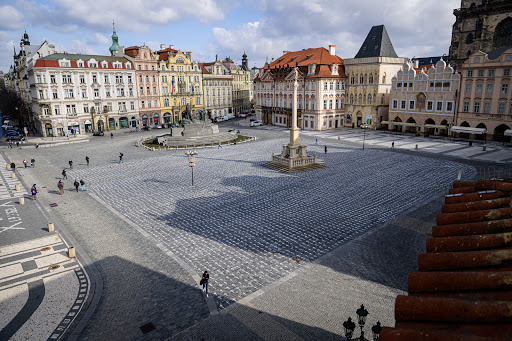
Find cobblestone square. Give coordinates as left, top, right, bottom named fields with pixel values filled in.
left=68, top=136, right=475, bottom=309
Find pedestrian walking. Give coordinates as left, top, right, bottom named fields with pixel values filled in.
left=324, top=145, right=327, bottom=154
left=16, top=141, right=19, bottom=147
left=315, top=138, right=318, bottom=144
left=74, top=179, right=79, bottom=192
left=23, top=159, right=28, bottom=168
left=69, top=160, right=73, bottom=169
left=80, top=179, right=85, bottom=191
left=9, top=142, right=12, bottom=148
left=62, top=169, right=67, bottom=179
left=110, top=132, right=113, bottom=138
left=85, top=156, right=89, bottom=166
left=30, top=158, right=35, bottom=167
left=119, top=152, right=123, bottom=164
left=58, top=180, right=64, bottom=195
left=218, top=141, right=222, bottom=149
left=200, top=270, right=210, bottom=296
left=391, top=141, right=395, bottom=149
left=31, top=184, right=37, bottom=200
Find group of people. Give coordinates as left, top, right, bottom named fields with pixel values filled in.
left=22, top=158, right=35, bottom=168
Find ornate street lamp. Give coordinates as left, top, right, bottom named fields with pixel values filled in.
left=185, top=150, right=198, bottom=186
left=343, top=305, right=381, bottom=341
left=361, top=124, right=370, bottom=150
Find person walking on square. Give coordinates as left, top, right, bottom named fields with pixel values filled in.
left=119, top=152, right=123, bottom=164
left=9, top=141, right=12, bottom=148
left=23, top=159, right=28, bottom=168
left=69, top=160, right=73, bottom=169
left=62, top=169, right=67, bottom=180
left=85, top=156, right=89, bottom=166
left=16, top=141, right=19, bottom=147
left=30, top=158, right=35, bottom=167
left=315, top=138, right=318, bottom=144
left=324, top=145, right=327, bottom=154
left=58, top=180, right=64, bottom=195
left=31, top=184, right=37, bottom=200
left=74, top=179, right=79, bottom=192
left=392, top=141, right=395, bottom=149
left=218, top=141, right=222, bottom=149
left=110, top=132, right=113, bottom=139
left=80, top=179, right=85, bottom=191
left=201, top=271, right=209, bottom=296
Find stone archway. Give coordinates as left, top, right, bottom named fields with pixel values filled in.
left=476, top=123, right=487, bottom=141
left=494, top=124, right=510, bottom=142
left=425, top=118, right=436, bottom=136
left=406, top=117, right=416, bottom=134
left=97, top=120, right=105, bottom=132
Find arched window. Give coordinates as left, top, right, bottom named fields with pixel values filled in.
left=382, top=73, right=386, bottom=83
left=350, top=74, right=355, bottom=84
left=368, top=74, right=373, bottom=84
left=493, top=17, right=512, bottom=49
left=358, top=94, right=362, bottom=104
left=350, top=94, right=354, bottom=104
left=360, top=74, right=364, bottom=84
left=367, top=94, right=372, bottom=105
left=466, top=33, right=473, bottom=44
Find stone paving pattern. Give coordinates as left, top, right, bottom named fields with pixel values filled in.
left=67, top=135, right=475, bottom=310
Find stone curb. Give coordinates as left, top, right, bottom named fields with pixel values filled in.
left=1, top=151, right=103, bottom=341
left=138, top=136, right=257, bottom=151
left=0, top=139, right=89, bottom=150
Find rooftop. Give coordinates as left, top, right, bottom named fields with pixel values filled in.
left=354, top=25, right=398, bottom=59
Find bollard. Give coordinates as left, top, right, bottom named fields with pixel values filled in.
left=415, top=144, right=418, bottom=149
left=68, top=247, right=76, bottom=258
left=338, top=136, right=341, bottom=140
left=19, top=197, right=24, bottom=205
left=15, top=184, right=20, bottom=191
left=483, top=146, right=486, bottom=151
left=11, top=172, right=15, bottom=179
left=6, top=164, right=10, bottom=170
left=48, top=223, right=54, bottom=232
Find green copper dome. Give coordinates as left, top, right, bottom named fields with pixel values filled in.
left=109, top=21, right=120, bottom=56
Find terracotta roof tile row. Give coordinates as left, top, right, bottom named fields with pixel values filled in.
left=380, top=178, right=512, bottom=341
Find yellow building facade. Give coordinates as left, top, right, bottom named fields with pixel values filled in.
left=156, top=47, right=203, bottom=124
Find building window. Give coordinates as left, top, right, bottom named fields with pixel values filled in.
left=446, top=102, right=453, bottom=112
left=409, top=100, right=415, bottom=110
left=358, top=95, right=363, bottom=105
left=401, top=100, right=406, bottom=109
left=50, top=75, right=56, bottom=83
left=341, top=98, right=345, bottom=109
left=505, top=69, right=511, bottom=76
left=52, top=89, right=58, bottom=99
left=54, top=105, right=60, bottom=115
left=486, top=83, right=493, bottom=94
left=94, top=89, right=99, bottom=98
left=81, top=89, right=87, bottom=98
left=427, top=100, right=433, bottom=111
left=436, top=101, right=442, bottom=111
left=329, top=99, right=333, bottom=109
left=128, top=75, right=132, bottom=84
left=467, top=70, right=473, bottom=77
left=510, top=103, right=512, bottom=115
left=92, top=75, right=97, bottom=83
left=488, top=69, right=495, bottom=77
left=349, top=94, right=354, bottom=104
left=463, top=101, right=469, bottom=112
left=501, top=83, right=509, bottom=94
left=483, top=102, right=491, bottom=113
left=83, top=105, right=89, bottom=113
left=465, top=83, right=472, bottom=94
left=498, top=102, right=506, bottom=115
left=477, top=69, right=484, bottom=77
left=392, top=99, right=398, bottom=109
left=80, top=75, right=85, bottom=84
left=106, top=88, right=111, bottom=97
left=476, top=83, right=483, bottom=94
left=336, top=99, right=339, bottom=109
left=360, top=75, right=364, bottom=84
left=323, top=100, right=327, bottom=109
left=324, top=82, right=328, bottom=90
left=104, top=75, right=109, bottom=84
left=368, top=94, right=372, bottom=105
left=305, top=120, right=308, bottom=128
left=473, top=101, right=480, bottom=113
left=330, top=82, right=333, bottom=90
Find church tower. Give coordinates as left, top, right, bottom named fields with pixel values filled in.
left=241, top=52, right=248, bottom=71
left=109, top=21, right=120, bottom=56
left=449, top=0, right=512, bottom=70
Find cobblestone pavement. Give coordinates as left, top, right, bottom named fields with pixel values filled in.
left=66, top=133, right=476, bottom=310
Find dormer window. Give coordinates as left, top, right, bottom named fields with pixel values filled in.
left=331, top=64, right=338, bottom=75
left=308, top=64, right=316, bottom=75
left=60, top=60, right=70, bottom=67
left=77, top=61, right=84, bottom=67
left=88, top=62, right=97, bottom=68
left=102, top=62, right=108, bottom=68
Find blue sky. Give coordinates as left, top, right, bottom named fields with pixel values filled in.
left=0, top=0, right=460, bottom=73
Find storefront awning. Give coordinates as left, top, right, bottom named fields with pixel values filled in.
left=85, top=120, right=92, bottom=124
left=389, top=122, right=417, bottom=127
left=381, top=121, right=390, bottom=124
left=504, top=129, right=512, bottom=137
left=450, top=126, right=487, bottom=135
left=425, top=124, right=449, bottom=129
left=67, top=122, right=79, bottom=126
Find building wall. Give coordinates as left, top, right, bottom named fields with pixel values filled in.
left=344, top=56, right=407, bottom=128
left=133, top=46, right=161, bottom=127
left=30, top=57, right=138, bottom=137
left=388, top=60, right=460, bottom=135
left=449, top=0, right=512, bottom=70
left=456, top=48, right=512, bottom=140
left=202, top=60, right=232, bottom=119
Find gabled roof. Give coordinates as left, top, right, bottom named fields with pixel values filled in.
left=156, top=48, right=179, bottom=61
left=381, top=178, right=512, bottom=341
left=355, top=25, right=398, bottom=58
left=265, top=47, right=343, bottom=69
left=35, top=53, right=132, bottom=69
left=486, top=45, right=512, bottom=60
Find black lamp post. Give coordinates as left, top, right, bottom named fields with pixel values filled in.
left=185, top=150, right=198, bottom=186
left=343, top=305, right=381, bottom=341
left=361, top=124, right=370, bottom=150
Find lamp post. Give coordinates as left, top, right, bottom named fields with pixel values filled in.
left=185, top=150, right=198, bottom=186
left=361, top=124, right=370, bottom=150
left=343, top=305, right=381, bottom=341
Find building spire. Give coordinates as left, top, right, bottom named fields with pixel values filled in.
left=109, top=20, right=120, bottom=56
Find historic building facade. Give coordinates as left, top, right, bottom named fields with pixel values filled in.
left=456, top=47, right=512, bottom=141
left=254, top=45, right=347, bottom=130
left=124, top=45, right=161, bottom=128
left=449, top=0, right=512, bottom=70
left=344, top=25, right=408, bottom=129
left=388, top=60, right=461, bottom=135
left=155, top=46, right=203, bottom=124
left=200, top=59, right=233, bottom=120
left=30, top=54, right=138, bottom=136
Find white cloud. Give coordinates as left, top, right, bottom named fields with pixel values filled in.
left=0, top=5, right=24, bottom=30
left=94, top=33, right=110, bottom=45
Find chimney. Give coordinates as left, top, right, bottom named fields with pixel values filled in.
left=160, top=44, right=166, bottom=50
left=283, top=51, right=291, bottom=55
left=329, top=45, right=336, bottom=56
left=170, top=45, right=175, bottom=50
left=414, top=59, right=419, bottom=68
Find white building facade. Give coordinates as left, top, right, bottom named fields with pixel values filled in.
left=200, top=60, right=233, bottom=120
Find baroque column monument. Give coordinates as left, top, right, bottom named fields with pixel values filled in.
left=265, top=68, right=323, bottom=172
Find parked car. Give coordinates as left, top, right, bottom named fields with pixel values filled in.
left=250, top=121, right=263, bottom=127
left=239, top=113, right=248, bottom=118
left=5, top=135, right=25, bottom=141
left=92, top=131, right=105, bottom=136
left=4, top=131, right=20, bottom=137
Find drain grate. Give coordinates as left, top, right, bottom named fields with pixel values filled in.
left=40, top=247, right=51, bottom=251
left=49, top=203, right=58, bottom=207
left=48, top=264, right=60, bottom=270
left=139, top=322, right=156, bottom=335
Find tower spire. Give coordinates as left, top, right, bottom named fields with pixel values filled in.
left=109, top=20, right=120, bottom=56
